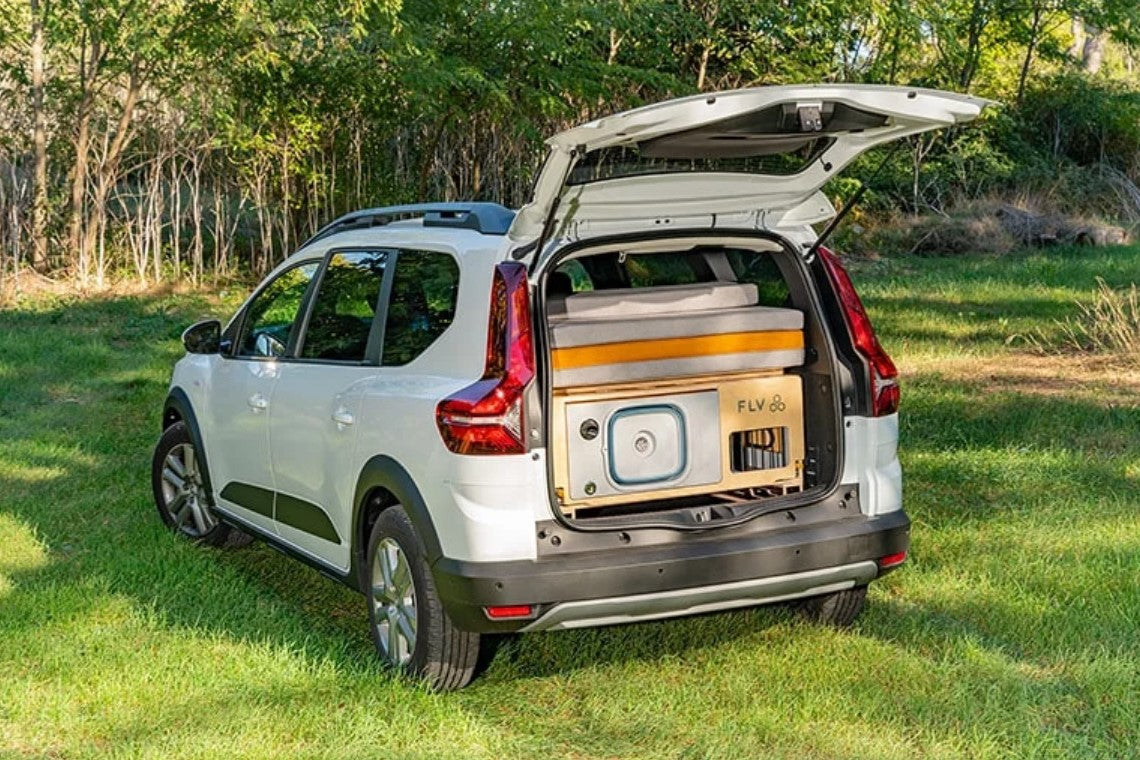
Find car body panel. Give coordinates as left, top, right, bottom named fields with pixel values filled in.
left=269, top=363, right=375, bottom=571
left=206, top=356, right=281, bottom=535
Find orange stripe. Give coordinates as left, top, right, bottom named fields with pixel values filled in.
left=551, top=330, right=804, bottom=370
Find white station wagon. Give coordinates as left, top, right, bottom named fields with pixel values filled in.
left=153, top=84, right=988, bottom=689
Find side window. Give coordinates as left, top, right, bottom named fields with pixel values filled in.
left=622, top=251, right=712, bottom=287
left=300, top=250, right=388, bottom=362
left=237, top=262, right=319, bottom=358
left=726, top=248, right=791, bottom=307
left=382, top=250, right=460, bottom=366
left=555, top=260, right=594, bottom=293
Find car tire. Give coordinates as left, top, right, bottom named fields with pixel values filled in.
left=365, top=505, right=485, bottom=690
left=152, top=422, right=249, bottom=548
left=795, top=585, right=867, bottom=627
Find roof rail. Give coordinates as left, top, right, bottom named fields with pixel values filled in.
left=300, top=202, right=516, bottom=249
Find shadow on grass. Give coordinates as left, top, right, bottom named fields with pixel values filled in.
left=0, top=289, right=1137, bottom=710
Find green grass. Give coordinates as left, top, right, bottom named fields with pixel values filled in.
left=1, top=247, right=1138, bottom=759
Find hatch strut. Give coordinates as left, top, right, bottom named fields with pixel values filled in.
left=804, top=141, right=904, bottom=261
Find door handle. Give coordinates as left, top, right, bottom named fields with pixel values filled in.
left=247, top=393, right=269, bottom=412
left=331, top=408, right=355, bottom=427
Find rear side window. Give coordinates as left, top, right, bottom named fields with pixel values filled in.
left=382, top=251, right=460, bottom=366
left=554, top=250, right=715, bottom=291
left=237, top=262, right=319, bottom=358
left=301, top=250, right=389, bottom=362
left=726, top=248, right=791, bottom=307
left=623, top=251, right=713, bottom=287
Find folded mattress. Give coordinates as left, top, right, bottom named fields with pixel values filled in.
left=550, top=283, right=804, bottom=387
left=562, top=282, right=761, bottom=318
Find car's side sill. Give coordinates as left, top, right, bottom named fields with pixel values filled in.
left=213, top=506, right=358, bottom=592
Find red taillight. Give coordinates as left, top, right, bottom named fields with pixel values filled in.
left=484, top=604, right=534, bottom=620
left=435, top=262, right=535, bottom=455
left=818, top=246, right=899, bottom=416
left=878, top=551, right=907, bottom=569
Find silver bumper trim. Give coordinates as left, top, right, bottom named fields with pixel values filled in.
left=520, top=560, right=879, bottom=632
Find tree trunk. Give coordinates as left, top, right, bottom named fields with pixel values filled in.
left=696, top=46, right=710, bottom=91
left=1082, top=24, right=1105, bottom=74
left=190, top=150, right=203, bottom=286
left=29, top=0, right=49, bottom=274
left=958, top=0, right=988, bottom=90
left=1068, top=16, right=1084, bottom=59
left=1016, top=3, right=1044, bottom=104
left=607, top=27, right=623, bottom=66
left=68, top=32, right=98, bottom=271
left=83, top=62, right=141, bottom=265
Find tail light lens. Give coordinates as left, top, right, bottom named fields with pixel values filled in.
left=818, top=247, right=899, bottom=417
left=878, top=551, right=907, bottom=569
left=435, top=262, right=535, bottom=454
left=484, top=604, right=534, bottom=620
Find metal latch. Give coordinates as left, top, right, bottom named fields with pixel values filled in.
left=797, top=103, right=823, bottom=132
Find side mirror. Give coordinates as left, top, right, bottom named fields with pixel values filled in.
left=182, top=319, right=222, bottom=354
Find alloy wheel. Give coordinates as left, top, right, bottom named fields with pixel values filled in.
left=371, top=537, right=418, bottom=666
left=159, top=442, right=217, bottom=538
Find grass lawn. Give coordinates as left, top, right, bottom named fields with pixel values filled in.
left=1, top=246, right=1138, bottom=759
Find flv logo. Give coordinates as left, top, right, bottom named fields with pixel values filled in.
left=737, top=394, right=786, bottom=414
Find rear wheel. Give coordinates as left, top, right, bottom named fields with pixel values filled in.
left=365, top=505, right=488, bottom=690
left=152, top=422, right=249, bottom=548
left=795, top=585, right=867, bottom=627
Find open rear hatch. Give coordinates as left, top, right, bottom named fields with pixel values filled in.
left=509, top=84, right=991, bottom=251
left=521, top=85, right=989, bottom=527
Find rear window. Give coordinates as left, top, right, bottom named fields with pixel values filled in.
left=567, top=139, right=832, bottom=185
left=566, top=101, right=889, bottom=185
left=382, top=250, right=460, bottom=366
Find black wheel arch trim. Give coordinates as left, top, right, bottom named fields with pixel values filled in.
left=351, top=455, right=444, bottom=592
left=162, top=388, right=216, bottom=505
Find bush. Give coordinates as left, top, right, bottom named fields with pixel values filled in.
left=1023, top=278, right=1140, bottom=364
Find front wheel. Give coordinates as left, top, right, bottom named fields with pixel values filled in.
left=365, top=505, right=490, bottom=690
left=152, top=422, right=247, bottom=548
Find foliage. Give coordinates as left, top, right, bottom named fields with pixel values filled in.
left=0, top=0, right=1138, bottom=284
left=1024, top=276, right=1140, bottom=361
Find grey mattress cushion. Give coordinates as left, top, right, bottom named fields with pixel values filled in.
left=562, top=282, right=759, bottom=319
left=552, top=349, right=806, bottom=387
left=550, top=305, right=803, bottom=348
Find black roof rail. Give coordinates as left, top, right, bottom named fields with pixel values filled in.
left=300, top=202, right=516, bottom=249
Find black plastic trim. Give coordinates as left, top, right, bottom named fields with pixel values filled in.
left=213, top=507, right=354, bottom=589
left=162, top=389, right=216, bottom=505
left=351, top=455, right=444, bottom=591
left=218, top=481, right=341, bottom=545
left=218, top=481, right=274, bottom=517
left=276, top=492, right=342, bottom=544
left=301, top=202, right=516, bottom=249
left=434, top=509, right=909, bottom=632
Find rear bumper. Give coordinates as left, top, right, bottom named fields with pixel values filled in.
left=432, top=508, right=910, bottom=632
